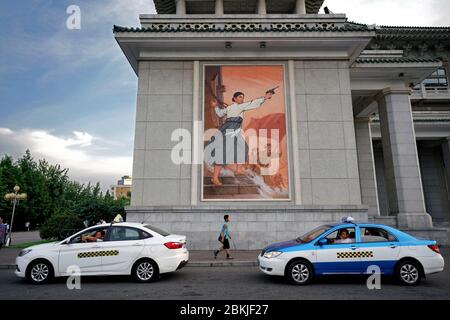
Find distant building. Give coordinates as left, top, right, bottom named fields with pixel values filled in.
left=110, top=176, right=132, bottom=200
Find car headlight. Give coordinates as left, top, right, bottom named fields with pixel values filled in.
left=18, top=249, right=32, bottom=257
left=263, top=251, right=282, bottom=259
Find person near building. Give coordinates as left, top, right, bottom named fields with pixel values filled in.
left=0, top=217, right=6, bottom=250
left=214, top=214, right=234, bottom=259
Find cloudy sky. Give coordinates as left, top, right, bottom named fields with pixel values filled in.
left=0, top=0, right=449, bottom=190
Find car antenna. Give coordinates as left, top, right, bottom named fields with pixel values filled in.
left=141, top=214, right=155, bottom=225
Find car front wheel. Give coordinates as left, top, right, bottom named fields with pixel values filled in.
left=26, top=260, right=53, bottom=285
left=132, top=259, right=159, bottom=283
left=396, top=260, right=422, bottom=286
left=286, top=260, right=313, bottom=285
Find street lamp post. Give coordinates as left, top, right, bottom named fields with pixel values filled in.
left=4, top=185, right=27, bottom=246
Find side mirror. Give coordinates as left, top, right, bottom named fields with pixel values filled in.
left=318, top=238, right=328, bottom=246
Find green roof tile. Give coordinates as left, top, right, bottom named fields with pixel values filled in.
left=355, top=57, right=442, bottom=64
left=113, top=22, right=371, bottom=33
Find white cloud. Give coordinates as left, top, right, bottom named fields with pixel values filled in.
left=0, top=128, right=14, bottom=135
left=322, top=0, right=450, bottom=26
left=0, top=127, right=132, bottom=190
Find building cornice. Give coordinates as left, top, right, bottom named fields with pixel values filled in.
left=113, top=21, right=371, bottom=34
left=355, top=57, right=442, bottom=64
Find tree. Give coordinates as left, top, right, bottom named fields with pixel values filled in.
left=0, top=151, right=128, bottom=237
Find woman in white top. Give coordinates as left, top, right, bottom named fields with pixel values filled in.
left=204, top=91, right=273, bottom=186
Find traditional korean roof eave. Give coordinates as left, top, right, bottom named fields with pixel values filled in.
left=113, top=22, right=372, bottom=33
left=345, top=22, right=450, bottom=60
left=114, top=21, right=375, bottom=75
left=346, top=22, right=450, bottom=40
left=354, top=57, right=442, bottom=64
left=376, top=25, right=450, bottom=38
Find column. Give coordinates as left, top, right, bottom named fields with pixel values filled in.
left=215, top=0, right=224, bottom=15
left=295, top=0, right=306, bottom=14
left=376, top=87, right=433, bottom=228
left=441, top=137, right=450, bottom=202
left=443, top=60, right=450, bottom=87
left=355, top=118, right=380, bottom=217
left=176, top=0, right=186, bottom=14
left=257, top=0, right=266, bottom=14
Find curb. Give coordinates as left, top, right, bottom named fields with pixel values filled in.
left=186, top=261, right=258, bottom=267
left=0, top=261, right=258, bottom=270
left=0, top=265, right=16, bottom=270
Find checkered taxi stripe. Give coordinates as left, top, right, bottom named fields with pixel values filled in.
left=77, top=250, right=119, bottom=259
left=337, top=251, right=373, bottom=259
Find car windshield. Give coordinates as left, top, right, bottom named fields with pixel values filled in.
left=296, top=225, right=332, bottom=243
left=144, top=224, right=171, bottom=237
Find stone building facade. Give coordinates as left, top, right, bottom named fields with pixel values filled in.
left=114, top=0, right=450, bottom=248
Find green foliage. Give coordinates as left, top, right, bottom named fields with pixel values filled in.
left=39, top=210, right=85, bottom=240
left=0, top=150, right=128, bottom=238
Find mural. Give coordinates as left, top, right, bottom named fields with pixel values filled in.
left=202, top=65, right=290, bottom=201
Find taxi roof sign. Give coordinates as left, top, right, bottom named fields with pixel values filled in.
left=341, top=216, right=355, bottom=223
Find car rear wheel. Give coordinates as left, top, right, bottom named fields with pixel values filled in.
left=132, top=259, right=159, bottom=283
left=286, top=260, right=313, bottom=285
left=26, top=260, right=53, bottom=285
left=396, top=260, right=421, bottom=286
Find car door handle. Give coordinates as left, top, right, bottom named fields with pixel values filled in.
left=351, top=246, right=357, bottom=251
left=91, top=245, right=101, bottom=249
left=390, top=244, right=398, bottom=249
left=132, top=243, right=143, bottom=246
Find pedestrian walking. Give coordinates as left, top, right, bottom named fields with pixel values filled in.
left=0, top=217, right=6, bottom=250
left=214, top=214, right=234, bottom=259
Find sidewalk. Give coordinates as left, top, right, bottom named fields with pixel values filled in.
left=6, top=231, right=41, bottom=244
left=0, top=248, right=261, bottom=269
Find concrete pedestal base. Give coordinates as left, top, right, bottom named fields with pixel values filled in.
left=402, top=228, right=450, bottom=246
left=397, top=212, right=433, bottom=229
left=370, top=215, right=449, bottom=245
left=126, top=206, right=368, bottom=250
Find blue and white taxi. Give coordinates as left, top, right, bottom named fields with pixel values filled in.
left=15, top=222, right=189, bottom=284
left=258, top=218, right=444, bottom=286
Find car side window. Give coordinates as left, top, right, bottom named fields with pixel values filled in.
left=139, top=230, right=152, bottom=239
left=70, top=227, right=108, bottom=243
left=109, top=227, right=147, bottom=241
left=360, top=227, right=397, bottom=243
left=324, top=227, right=355, bottom=245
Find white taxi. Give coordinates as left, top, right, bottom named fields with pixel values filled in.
left=15, top=222, right=189, bottom=284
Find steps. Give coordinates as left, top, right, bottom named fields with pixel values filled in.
left=203, top=176, right=260, bottom=198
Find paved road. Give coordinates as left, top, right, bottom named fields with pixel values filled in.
left=0, top=263, right=449, bottom=300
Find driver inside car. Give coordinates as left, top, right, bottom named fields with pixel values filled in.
left=82, top=230, right=105, bottom=242
left=333, top=229, right=353, bottom=244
